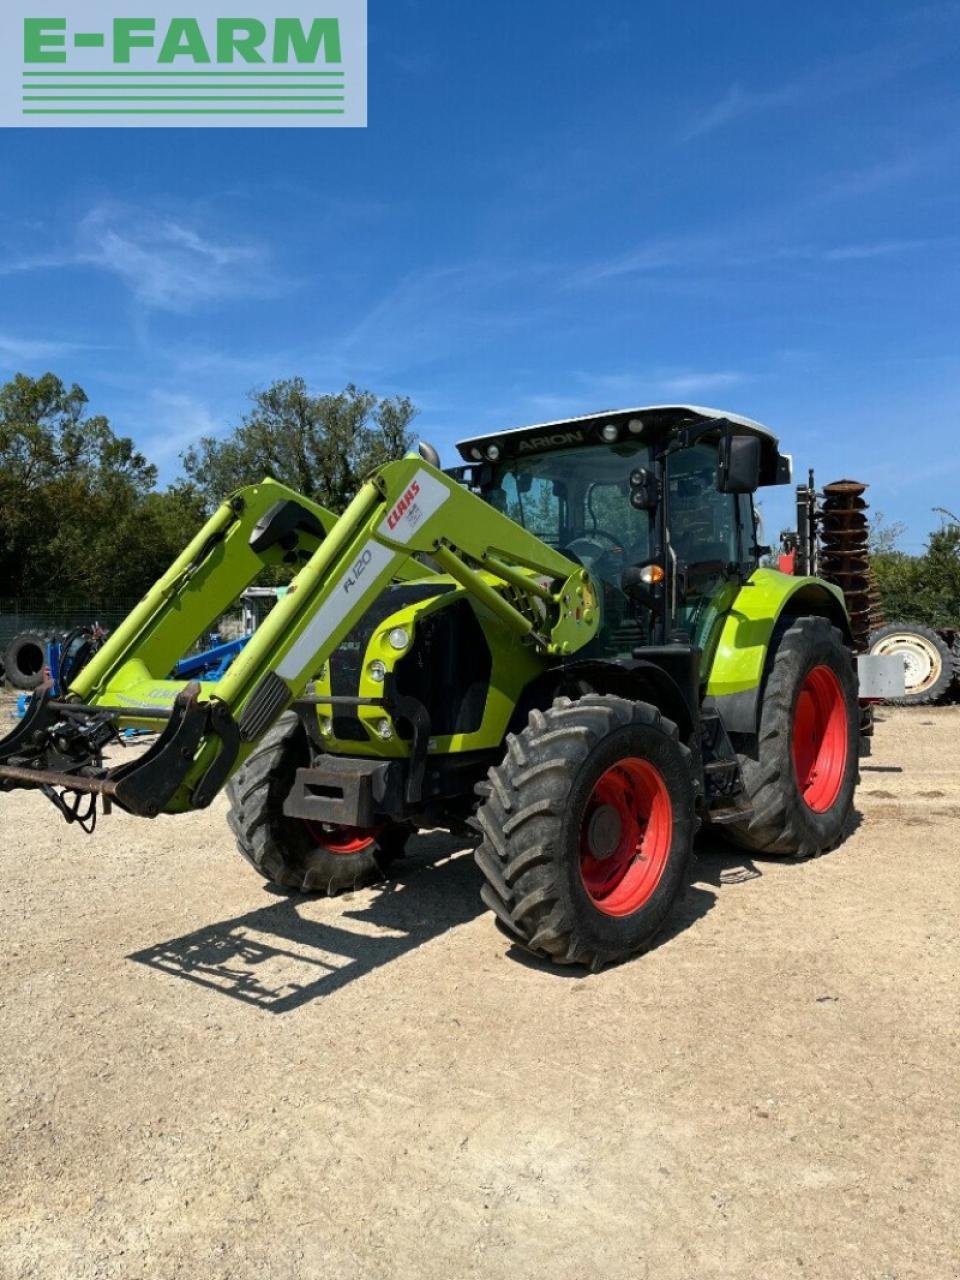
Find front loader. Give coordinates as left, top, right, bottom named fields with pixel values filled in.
left=0, top=405, right=896, bottom=967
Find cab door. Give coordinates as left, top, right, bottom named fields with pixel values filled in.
left=666, top=443, right=756, bottom=679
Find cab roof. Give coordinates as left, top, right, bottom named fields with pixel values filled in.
left=456, top=404, right=777, bottom=462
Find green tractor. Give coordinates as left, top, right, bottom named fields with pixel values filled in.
left=0, top=406, right=891, bottom=968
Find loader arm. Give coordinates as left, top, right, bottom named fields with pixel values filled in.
left=0, top=453, right=598, bottom=822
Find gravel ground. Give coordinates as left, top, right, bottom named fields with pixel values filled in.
left=0, top=701, right=958, bottom=1280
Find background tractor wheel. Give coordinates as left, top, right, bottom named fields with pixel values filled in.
left=58, top=627, right=100, bottom=692
left=3, top=631, right=47, bottom=691
left=226, top=711, right=409, bottom=894
left=725, top=617, right=859, bottom=858
left=473, top=694, right=696, bottom=969
left=868, top=623, right=955, bottom=706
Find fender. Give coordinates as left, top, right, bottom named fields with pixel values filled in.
left=705, top=568, right=851, bottom=736
left=514, top=656, right=699, bottom=747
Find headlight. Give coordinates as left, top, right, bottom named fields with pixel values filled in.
left=387, top=627, right=410, bottom=651
left=376, top=718, right=393, bottom=740
left=368, top=660, right=387, bottom=683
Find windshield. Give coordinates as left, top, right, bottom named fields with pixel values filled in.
left=482, top=444, right=654, bottom=583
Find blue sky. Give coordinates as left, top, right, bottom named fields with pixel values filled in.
left=1, top=0, right=959, bottom=547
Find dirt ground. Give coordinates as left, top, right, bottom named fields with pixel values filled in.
left=0, top=701, right=958, bottom=1280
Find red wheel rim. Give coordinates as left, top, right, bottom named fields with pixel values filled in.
left=791, top=666, right=848, bottom=813
left=302, top=822, right=381, bottom=855
left=579, top=758, right=673, bottom=917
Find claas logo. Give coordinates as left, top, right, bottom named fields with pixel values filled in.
left=387, top=481, right=421, bottom=531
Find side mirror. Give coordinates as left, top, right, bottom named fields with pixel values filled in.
left=718, top=434, right=761, bottom=494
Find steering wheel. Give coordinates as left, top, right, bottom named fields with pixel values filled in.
left=565, top=530, right=622, bottom=560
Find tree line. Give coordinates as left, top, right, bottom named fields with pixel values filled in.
left=870, top=515, right=960, bottom=631
left=0, top=372, right=416, bottom=603
left=1, top=369, right=957, bottom=627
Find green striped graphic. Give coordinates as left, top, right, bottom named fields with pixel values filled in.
left=24, top=95, right=345, bottom=101
left=22, top=108, right=347, bottom=114
left=19, top=54, right=353, bottom=120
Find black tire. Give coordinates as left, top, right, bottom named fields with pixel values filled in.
left=868, top=623, right=955, bottom=706
left=725, top=617, right=859, bottom=858
left=3, top=631, right=47, bottom=691
left=473, top=694, right=697, bottom=969
left=226, top=712, right=409, bottom=894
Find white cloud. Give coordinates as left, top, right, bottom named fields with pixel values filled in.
left=1, top=203, right=279, bottom=313
left=519, top=369, right=750, bottom=422
left=572, top=231, right=950, bottom=289
left=74, top=204, right=272, bottom=312
left=138, top=390, right=224, bottom=463
left=0, top=333, right=101, bottom=364
left=654, top=370, right=747, bottom=396
left=681, top=38, right=944, bottom=141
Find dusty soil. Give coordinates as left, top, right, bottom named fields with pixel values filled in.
left=0, top=702, right=958, bottom=1280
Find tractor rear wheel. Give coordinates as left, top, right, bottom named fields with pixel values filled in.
left=226, top=712, right=409, bottom=894
left=867, top=623, right=955, bottom=705
left=473, top=694, right=696, bottom=968
left=725, top=617, right=858, bottom=858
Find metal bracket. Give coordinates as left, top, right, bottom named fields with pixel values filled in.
left=293, top=680, right=432, bottom=806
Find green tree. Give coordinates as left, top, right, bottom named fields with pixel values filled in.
left=181, top=379, right=418, bottom=512
left=0, top=372, right=164, bottom=600
left=872, top=521, right=960, bottom=629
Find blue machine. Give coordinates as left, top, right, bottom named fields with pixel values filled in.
left=172, top=634, right=251, bottom=682
left=11, top=634, right=252, bottom=724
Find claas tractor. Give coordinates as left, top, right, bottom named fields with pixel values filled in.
left=0, top=405, right=893, bottom=968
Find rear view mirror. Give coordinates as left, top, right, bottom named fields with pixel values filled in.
left=718, top=434, right=761, bottom=494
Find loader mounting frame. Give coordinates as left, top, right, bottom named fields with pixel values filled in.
left=0, top=681, right=240, bottom=819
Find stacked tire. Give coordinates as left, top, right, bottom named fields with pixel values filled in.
left=2, top=632, right=47, bottom=691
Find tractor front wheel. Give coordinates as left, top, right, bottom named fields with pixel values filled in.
left=725, top=617, right=859, bottom=858
left=226, top=712, right=409, bottom=894
left=474, top=695, right=697, bottom=968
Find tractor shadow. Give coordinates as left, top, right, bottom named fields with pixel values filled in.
left=689, top=806, right=863, bottom=894
left=128, top=832, right=485, bottom=1015
left=130, top=813, right=866, bottom=1007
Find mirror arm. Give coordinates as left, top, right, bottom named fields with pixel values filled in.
left=677, top=416, right=733, bottom=450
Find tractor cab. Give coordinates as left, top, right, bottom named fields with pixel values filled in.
left=456, top=405, right=792, bottom=664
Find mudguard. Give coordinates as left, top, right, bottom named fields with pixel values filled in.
left=704, top=568, right=850, bottom=736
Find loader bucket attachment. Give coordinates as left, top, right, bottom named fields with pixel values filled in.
left=0, top=682, right=238, bottom=819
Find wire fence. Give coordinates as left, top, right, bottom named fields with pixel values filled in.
left=0, top=598, right=141, bottom=650
left=0, top=586, right=284, bottom=663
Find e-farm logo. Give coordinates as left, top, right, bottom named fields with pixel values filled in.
left=0, top=1, right=366, bottom=127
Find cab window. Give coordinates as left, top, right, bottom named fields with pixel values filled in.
left=667, top=443, right=739, bottom=570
